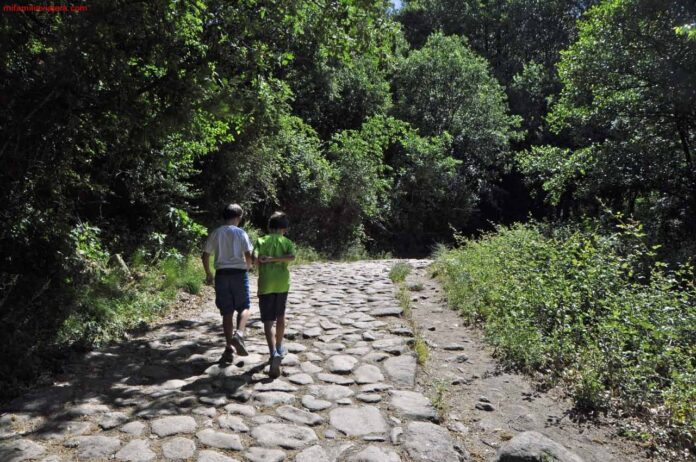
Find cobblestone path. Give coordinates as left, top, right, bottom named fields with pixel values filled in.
left=1, top=261, right=467, bottom=461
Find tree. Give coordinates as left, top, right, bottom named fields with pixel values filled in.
left=392, top=32, right=520, bottom=232
left=519, top=0, right=696, bottom=251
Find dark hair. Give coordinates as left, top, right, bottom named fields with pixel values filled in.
left=268, top=211, right=289, bottom=230
left=222, top=203, right=244, bottom=220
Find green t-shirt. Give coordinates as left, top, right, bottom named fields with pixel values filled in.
left=254, top=233, right=296, bottom=295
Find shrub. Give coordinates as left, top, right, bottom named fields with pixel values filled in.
left=434, top=222, right=696, bottom=449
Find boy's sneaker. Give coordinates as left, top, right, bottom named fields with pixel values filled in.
left=276, top=344, right=288, bottom=358
left=230, top=332, right=248, bottom=356
left=220, top=347, right=234, bottom=364
left=269, top=351, right=282, bottom=379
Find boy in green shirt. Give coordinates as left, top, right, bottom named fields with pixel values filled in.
left=253, top=211, right=296, bottom=378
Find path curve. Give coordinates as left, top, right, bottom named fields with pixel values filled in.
left=1, top=260, right=466, bottom=461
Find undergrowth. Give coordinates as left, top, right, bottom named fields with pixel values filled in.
left=56, top=253, right=204, bottom=348
left=434, top=221, right=696, bottom=451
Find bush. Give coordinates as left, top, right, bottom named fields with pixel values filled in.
left=434, top=222, right=696, bottom=449
left=56, top=255, right=204, bottom=348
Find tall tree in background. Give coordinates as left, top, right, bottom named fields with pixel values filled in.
left=392, top=32, right=521, bottom=231
left=519, top=0, right=696, bottom=258
left=397, top=0, right=597, bottom=144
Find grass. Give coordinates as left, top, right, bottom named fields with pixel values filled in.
left=434, top=222, right=696, bottom=451
left=408, top=282, right=424, bottom=291
left=431, top=378, right=449, bottom=417
left=56, top=254, right=204, bottom=348
left=389, top=262, right=412, bottom=282
left=293, top=245, right=326, bottom=265
left=414, top=333, right=429, bottom=366
left=389, top=264, right=428, bottom=366
left=396, top=285, right=412, bottom=317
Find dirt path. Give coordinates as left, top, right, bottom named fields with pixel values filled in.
left=404, top=261, right=654, bottom=462
left=0, top=260, right=657, bottom=462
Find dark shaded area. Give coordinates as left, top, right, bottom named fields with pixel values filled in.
left=0, top=316, right=269, bottom=437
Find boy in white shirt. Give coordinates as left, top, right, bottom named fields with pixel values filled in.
left=202, top=203, right=253, bottom=363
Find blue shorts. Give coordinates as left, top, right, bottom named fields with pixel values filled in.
left=214, top=269, right=250, bottom=315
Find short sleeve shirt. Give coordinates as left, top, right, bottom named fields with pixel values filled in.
left=204, top=225, right=253, bottom=270
left=254, top=234, right=296, bottom=295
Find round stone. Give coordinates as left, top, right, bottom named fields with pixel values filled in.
left=383, top=355, right=416, bottom=388
left=251, top=423, right=318, bottom=449
left=403, top=422, right=465, bottom=462
left=223, top=403, right=256, bottom=417
left=389, top=390, right=438, bottom=421
left=276, top=405, right=324, bottom=426
left=217, top=415, right=249, bottom=432
left=196, top=429, right=243, bottom=450
left=327, top=355, right=358, bottom=373
left=115, top=439, right=155, bottom=462
left=353, top=365, right=384, bottom=384
left=162, top=437, right=196, bottom=460
left=329, top=407, right=387, bottom=436
left=65, top=436, right=122, bottom=459
left=244, top=447, right=286, bottom=462
left=288, top=373, right=314, bottom=385
left=197, top=450, right=238, bottom=462
left=99, top=412, right=129, bottom=430
left=348, top=446, right=401, bottom=462
left=307, top=385, right=354, bottom=401
left=151, top=416, right=196, bottom=437
left=0, top=439, right=46, bottom=462
left=317, top=373, right=355, bottom=385
left=120, top=421, right=146, bottom=436
left=301, top=395, right=332, bottom=412
left=254, top=392, right=296, bottom=407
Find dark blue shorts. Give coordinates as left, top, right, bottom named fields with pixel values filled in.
left=259, top=292, right=288, bottom=322
left=214, top=269, right=250, bottom=315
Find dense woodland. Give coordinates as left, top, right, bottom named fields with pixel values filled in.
left=1, top=0, right=695, bottom=455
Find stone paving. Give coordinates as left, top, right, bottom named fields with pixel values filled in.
left=0, top=261, right=467, bottom=461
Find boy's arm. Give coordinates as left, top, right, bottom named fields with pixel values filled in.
left=265, top=254, right=295, bottom=263
left=264, top=240, right=295, bottom=263
left=202, top=252, right=213, bottom=284
left=244, top=251, right=253, bottom=270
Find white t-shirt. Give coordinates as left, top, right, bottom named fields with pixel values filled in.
left=204, top=225, right=253, bottom=269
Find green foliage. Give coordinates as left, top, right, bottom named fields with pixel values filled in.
left=391, top=32, right=521, bottom=240
left=435, top=223, right=696, bottom=448
left=57, top=255, right=204, bottom=348
left=389, top=262, right=412, bottom=282
left=526, top=0, right=696, bottom=246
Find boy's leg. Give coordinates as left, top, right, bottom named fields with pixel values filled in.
left=223, top=314, right=234, bottom=347
left=215, top=272, right=235, bottom=363
left=235, top=308, right=251, bottom=335
left=229, top=272, right=250, bottom=356
left=275, top=315, right=285, bottom=352
left=274, top=293, right=288, bottom=356
left=263, top=320, right=276, bottom=356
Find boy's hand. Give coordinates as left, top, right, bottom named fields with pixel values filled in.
left=258, top=256, right=272, bottom=264
left=205, top=273, right=214, bottom=285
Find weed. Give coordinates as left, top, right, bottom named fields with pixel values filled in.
left=408, top=282, right=424, bottom=291
left=389, top=262, right=412, bottom=283
left=396, top=285, right=411, bottom=316
left=431, top=378, right=449, bottom=417
left=414, top=334, right=429, bottom=366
